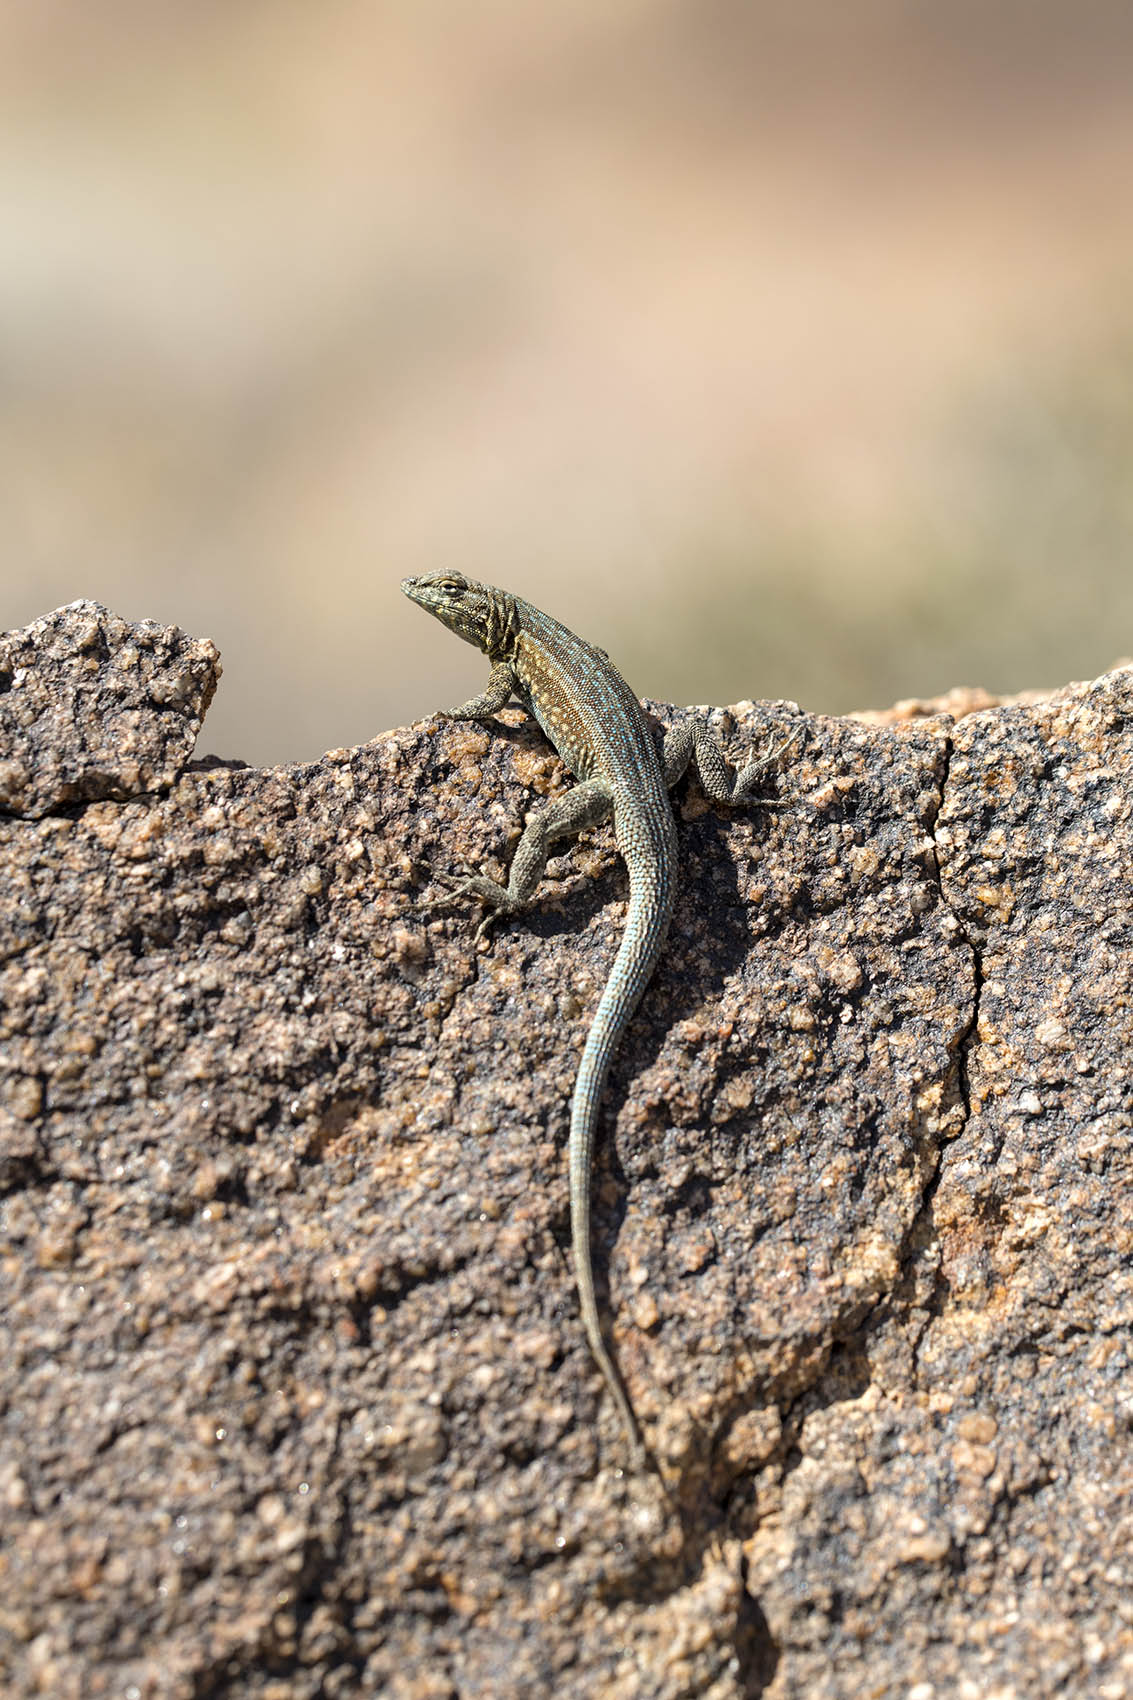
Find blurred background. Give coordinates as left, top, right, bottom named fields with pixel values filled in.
left=4, top=0, right=1133, bottom=764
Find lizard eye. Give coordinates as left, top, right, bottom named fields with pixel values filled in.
left=435, top=574, right=466, bottom=595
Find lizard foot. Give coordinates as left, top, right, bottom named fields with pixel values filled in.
left=415, top=862, right=518, bottom=945
left=732, top=725, right=802, bottom=803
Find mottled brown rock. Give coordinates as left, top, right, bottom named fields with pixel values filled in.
left=0, top=600, right=220, bottom=816
left=0, top=606, right=1129, bottom=1700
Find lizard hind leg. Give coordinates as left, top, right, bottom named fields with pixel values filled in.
left=731, top=724, right=802, bottom=803
left=412, top=860, right=512, bottom=947
left=419, top=776, right=613, bottom=943
left=664, top=715, right=800, bottom=806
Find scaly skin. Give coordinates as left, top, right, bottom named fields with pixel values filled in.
left=402, top=572, right=792, bottom=1464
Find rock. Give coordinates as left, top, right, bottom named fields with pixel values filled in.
left=0, top=602, right=1129, bottom=1699
left=0, top=600, right=220, bottom=816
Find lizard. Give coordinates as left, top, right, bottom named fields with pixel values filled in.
left=401, top=572, right=794, bottom=1464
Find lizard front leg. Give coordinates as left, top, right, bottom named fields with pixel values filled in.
left=424, top=776, right=613, bottom=942
left=439, top=661, right=518, bottom=721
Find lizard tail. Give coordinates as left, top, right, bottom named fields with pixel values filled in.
left=568, top=835, right=675, bottom=1463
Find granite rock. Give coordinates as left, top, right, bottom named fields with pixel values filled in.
left=0, top=601, right=220, bottom=817
left=0, top=603, right=1129, bottom=1699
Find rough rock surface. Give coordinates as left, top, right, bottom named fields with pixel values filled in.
left=0, top=601, right=219, bottom=816
left=0, top=603, right=1130, bottom=1700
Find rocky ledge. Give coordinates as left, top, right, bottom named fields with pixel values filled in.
left=1, top=601, right=1130, bottom=1699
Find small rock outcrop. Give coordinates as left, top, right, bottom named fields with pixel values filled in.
left=0, top=601, right=219, bottom=816
left=1, top=601, right=1130, bottom=1699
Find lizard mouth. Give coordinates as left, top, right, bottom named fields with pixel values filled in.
left=401, top=576, right=449, bottom=620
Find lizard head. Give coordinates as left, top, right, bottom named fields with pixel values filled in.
left=401, top=572, right=519, bottom=659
